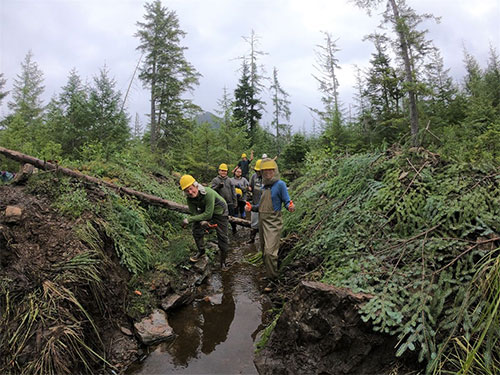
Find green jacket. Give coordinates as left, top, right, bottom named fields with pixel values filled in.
left=187, top=186, right=228, bottom=223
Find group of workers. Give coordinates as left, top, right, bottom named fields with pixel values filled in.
left=179, top=152, right=295, bottom=291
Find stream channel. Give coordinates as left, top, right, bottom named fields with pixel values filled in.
left=128, top=230, right=272, bottom=374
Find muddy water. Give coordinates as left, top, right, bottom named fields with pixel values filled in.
left=129, top=233, right=271, bottom=374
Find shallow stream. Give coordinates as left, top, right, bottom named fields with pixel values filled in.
left=129, top=233, right=271, bottom=374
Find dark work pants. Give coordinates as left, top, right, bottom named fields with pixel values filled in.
left=228, top=204, right=238, bottom=233
left=192, top=214, right=229, bottom=266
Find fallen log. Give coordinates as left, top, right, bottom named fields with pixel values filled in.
left=0, top=146, right=251, bottom=227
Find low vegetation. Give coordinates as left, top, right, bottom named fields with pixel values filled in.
left=283, top=148, right=499, bottom=373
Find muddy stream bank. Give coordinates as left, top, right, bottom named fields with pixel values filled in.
left=128, top=230, right=272, bottom=374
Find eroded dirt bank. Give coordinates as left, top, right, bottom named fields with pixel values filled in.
left=254, top=281, right=413, bottom=374
left=0, top=184, right=139, bottom=373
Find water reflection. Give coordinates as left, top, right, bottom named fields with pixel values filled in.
left=163, top=271, right=235, bottom=367
left=131, top=245, right=267, bottom=374
left=200, top=272, right=235, bottom=355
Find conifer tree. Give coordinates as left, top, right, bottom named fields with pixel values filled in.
left=8, top=51, right=45, bottom=125
left=312, top=31, right=344, bottom=146
left=363, top=33, right=403, bottom=120
left=269, top=67, right=291, bottom=154
left=87, top=65, right=130, bottom=159
left=232, top=30, right=267, bottom=145
left=49, top=69, right=91, bottom=156
left=420, top=49, right=458, bottom=129
left=135, top=0, right=200, bottom=152
left=353, top=0, right=438, bottom=145
left=313, top=31, right=341, bottom=123
left=0, top=73, right=7, bottom=108
left=1, top=51, right=46, bottom=153
left=215, top=86, right=234, bottom=128
left=243, top=30, right=267, bottom=113
left=484, top=46, right=500, bottom=111
left=233, top=58, right=262, bottom=143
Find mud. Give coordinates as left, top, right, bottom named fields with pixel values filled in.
left=254, top=281, right=404, bottom=374
left=128, top=232, right=273, bottom=374
left=0, top=183, right=139, bottom=373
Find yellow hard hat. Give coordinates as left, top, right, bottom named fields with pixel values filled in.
left=254, top=159, right=262, bottom=171
left=218, top=163, right=228, bottom=171
left=235, top=188, right=243, bottom=196
left=180, top=174, right=196, bottom=190
left=241, top=153, right=247, bottom=158
left=260, top=159, right=278, bottom=170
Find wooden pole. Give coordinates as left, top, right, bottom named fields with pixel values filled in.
left=0, top=147, right=251, bottom=227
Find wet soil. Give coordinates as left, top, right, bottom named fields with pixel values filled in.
left=128, top=231, right=272, bottom=374
left=0, top=183, right=138, bottom=373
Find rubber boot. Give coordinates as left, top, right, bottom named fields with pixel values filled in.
left=247, top=229, right=258, bottom=244
left=220, top=249, right=229, bottom=271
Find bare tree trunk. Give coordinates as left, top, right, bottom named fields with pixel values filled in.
left=0, top=147, right=250, bottom=227
left=388, top=0, right=419, bottom=146
left=150, top=60, right=157, bottom=152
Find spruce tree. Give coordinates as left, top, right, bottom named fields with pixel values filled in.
left=50, top=69, right=91, bottom=156
left=233, top=59, right=262, bottom=144
left=1, top=51, right=45, bottom=153
left=360, top=32, right=406, bottom=145
left=8, top=51, right=45, bottom=125
left=135, top=0, right=200, bottom=152
left=87, top=65, right=130, bottom=159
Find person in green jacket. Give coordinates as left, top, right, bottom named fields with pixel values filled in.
left=180, top=174, right=230, bottom=269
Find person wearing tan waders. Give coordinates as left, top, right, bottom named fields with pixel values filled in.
left=245, top=159, right=295, bottom=291
left=246, top=159, right=263, bottom=244
left=180, top=174, right=230, bottom=270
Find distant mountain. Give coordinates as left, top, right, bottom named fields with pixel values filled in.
left=194, top=111, right=220, bottom=128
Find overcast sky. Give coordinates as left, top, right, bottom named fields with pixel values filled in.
left=1, top=0, right=499, bottom=133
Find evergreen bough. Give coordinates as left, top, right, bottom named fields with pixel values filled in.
left=283, top=147, right=500, bottom=373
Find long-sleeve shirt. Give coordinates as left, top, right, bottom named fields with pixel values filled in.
left=211, top=176, right=237, bottom=207
left=230, top=176, right=249, bottom=201
left=186, top=186, right=228, bottom=223
left=249, top=173, right=262, bottom=205
left=237, top=159, right=253, bottom=178
left=252, top=180, right=291, bottom=212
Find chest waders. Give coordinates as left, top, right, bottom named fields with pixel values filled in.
left=250, top=179, right=262, bottom=230
left=258, top=188, right=282, bottom=279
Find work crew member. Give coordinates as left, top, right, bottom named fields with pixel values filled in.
left=233, top=151, right=254, bottom=180
left=247, top=159, right=262, bottom=244
left=231, top=167, right=249, bottom=219
left=211, top=163, right=238, bottom=234
left=180, top=174, right=230, bottom=269
left=245, top=159, right=295, bottom=289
